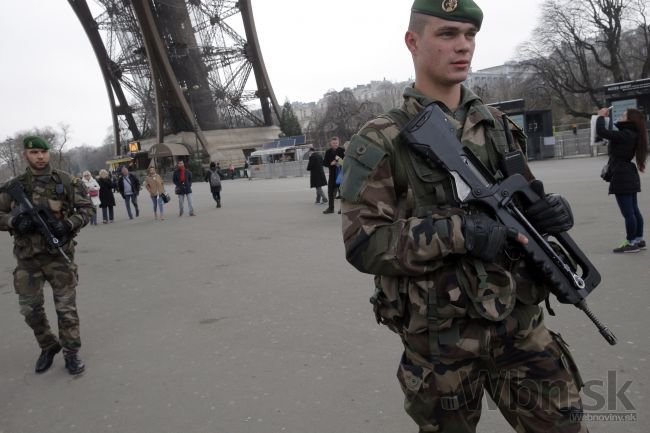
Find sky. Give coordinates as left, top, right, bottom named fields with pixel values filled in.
left=0, top=0, right=542, bottom=149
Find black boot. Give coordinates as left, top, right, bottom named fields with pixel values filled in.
left=217, top=200, right=221, bottom=208
left=64, top=351, right=85, bottom=375
left=35, top=342, right=62, bottom=373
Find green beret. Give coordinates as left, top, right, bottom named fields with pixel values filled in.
left=23, top=136, right=50, bottom=150
left=412, top=0, right=483, bottom=29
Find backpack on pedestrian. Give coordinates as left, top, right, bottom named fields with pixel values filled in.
left=209, top=170, right=221, bottom=188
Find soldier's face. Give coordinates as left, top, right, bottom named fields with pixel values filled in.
left=23, top=149, right=50, bottom=170
left=406, top=15, right=477, bottom=87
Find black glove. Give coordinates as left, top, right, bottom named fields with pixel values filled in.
left=11, top=213, right=35, bottom=234
left=526, top=180, right=574, bottom=234
left=463, top=214, right=518, bottom=262
left=50, top=219, right=73, bottom=239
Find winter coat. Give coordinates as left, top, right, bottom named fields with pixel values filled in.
left=323, top=147, right=345, bottom=179
left=115, top=173, right=141, bottom=198
left=97, top=177, right=116, bottom=208
left=596, top=117, right=641, bottom=195
left=306, top=151, right=327, bottom=188
left=172, top=168, right=193, bottom=195
left=82, top=177, right=101, bottom=207
left=145, top=173, right=165, bottom=197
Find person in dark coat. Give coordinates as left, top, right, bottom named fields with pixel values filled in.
left=204, top=161, right=222, bottom=208
left=172, top=160, right=195, bottom=216
left=115, top=166, right=141, bottom=220
left=596, top=107, right=648, bottom=253
left=306, top=146, right=328, bottom=204
left=322, top=136, right=345, bottom=214
left=97, top=169, right=116, bottom=223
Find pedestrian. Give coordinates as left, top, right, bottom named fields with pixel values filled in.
left=115, top=165, right=140, bottom=220
left=0, top=135, right=94, bottom=375
left=97, top=169, right=116, bottom=223
left=596, top=107, right=648, bottom=253
left=172, top=160, right=195, bottom=216
left=144, top=166, right=166, bottom=220
left=322, top=136, right=345, bottom=214
left=228, top=163, right=235, bottom=180
left=81, top=170, right=100, bottom=225
left=306, top=146, right=328, bottom=205
left=244, top=160, right=251, bottom=180
left=340, top=1, right=585, bottom=431
left=204, top=161, right=222, bottom=208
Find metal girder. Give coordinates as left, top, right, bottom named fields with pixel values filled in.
left=70, top=0, right=281, bottom=152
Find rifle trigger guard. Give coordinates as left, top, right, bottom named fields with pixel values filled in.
left=572, top=273, right=585, bottom=290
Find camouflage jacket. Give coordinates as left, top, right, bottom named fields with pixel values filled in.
left=0, top=165, right=94, bottom=259
left=341, top=85, right=548, bottom=334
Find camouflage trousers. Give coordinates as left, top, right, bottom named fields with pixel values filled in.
left=397, top=310, right=587, bottom=433
left=13, top=254, right=81, bottom=352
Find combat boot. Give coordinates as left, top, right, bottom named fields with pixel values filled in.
left=64, top=351, right=85, bottom=375
left=35, top=342, right=62, bottom=373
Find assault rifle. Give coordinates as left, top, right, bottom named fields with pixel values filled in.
left=400, top=103, right=617, bottom=345
left=6, top=182, right=72, bottom=264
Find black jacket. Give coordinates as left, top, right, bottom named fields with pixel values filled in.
left=115, top=173, right=141, bottom=198
left=173, top=168, right=193, bottom=195
left=596, top=117, right=641, bottom=195
left=323, top=147, right=345, bottom=178
left=306, top=152, right=327, bottom=188
left=97, top=177, right=116, bottom=208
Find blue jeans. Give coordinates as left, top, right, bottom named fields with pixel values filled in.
left=151, top=195, right=164, bottom=215
left=101, top=206, right=114, bottom=222
left=124, top=194, right=139, bottom=219
left=178, top=193, right=194, bottom=214
left=615, top=193, right=644, bottom=241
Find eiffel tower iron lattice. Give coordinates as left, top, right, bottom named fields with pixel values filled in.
left=68, top=0, right=281, bottom=155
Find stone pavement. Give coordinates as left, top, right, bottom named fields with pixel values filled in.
left=0, top=156, right=648, bottom=433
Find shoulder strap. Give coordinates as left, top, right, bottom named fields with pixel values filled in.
left=51, top=169, right=74, bottom=203
left=380, top=108, right=412, bottom=198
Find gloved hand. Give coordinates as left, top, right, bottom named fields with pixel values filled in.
left=462, top=214, right=518, bottom=262
left=50, top=219, right=73, bottom=239
left=11, top=213, right=35, bottom=234
left=526, top=180, right=574, bottom=234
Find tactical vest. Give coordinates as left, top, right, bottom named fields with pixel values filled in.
left=369, top=105, right=548, bottom=357
left=8, top=168, right=81, bottom=259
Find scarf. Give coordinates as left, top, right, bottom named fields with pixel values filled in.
left=179, top=166, right=186, bottom=183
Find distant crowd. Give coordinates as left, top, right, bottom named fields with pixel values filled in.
left=80, top=159, right=231, bottom=223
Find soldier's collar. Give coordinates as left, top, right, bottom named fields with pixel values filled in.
left=26, top=165, right=52, bottom=177
left=403, top=84, right=481, bottom=114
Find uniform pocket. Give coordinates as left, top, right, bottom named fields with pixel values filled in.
left=397, top=356, right=432, bottom=397
left=550, top=331, right=584, bottom=389
left=370, top=275, right=406, bottom=334
left=457, top=257, right=516, bottom=321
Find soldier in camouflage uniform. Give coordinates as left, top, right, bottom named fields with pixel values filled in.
left=340, top=1, right=587, bottom=432
left=0, top=136, right=94, bottom=375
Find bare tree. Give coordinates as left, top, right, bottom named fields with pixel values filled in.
left=0, top=137, right=21, bottom=178
left=307, top=89, right=384, bottom=148
left=519, top=0, right=647, bottom=118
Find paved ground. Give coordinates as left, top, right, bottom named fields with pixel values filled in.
left=1, top=156, right=648, bottom=433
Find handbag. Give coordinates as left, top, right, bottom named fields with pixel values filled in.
left=335, top=165, right=343, bottom=186
left=89, top=189, right=99, bottom=197
left=160, top=192, right=170, bottom=203
left=600, top=161, right=614, bottom=182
